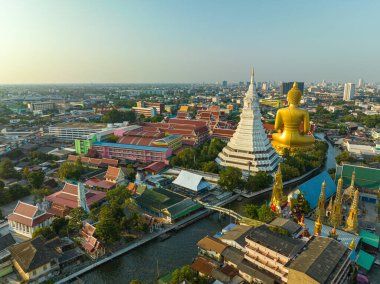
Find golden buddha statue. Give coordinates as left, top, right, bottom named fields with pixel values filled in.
left=272, top=82, right=315, bottom=155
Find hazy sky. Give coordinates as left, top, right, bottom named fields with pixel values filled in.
left=0, top=0, right=379, bottom=84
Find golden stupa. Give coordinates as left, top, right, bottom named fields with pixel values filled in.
left=272, top=82, right=315, bottom=155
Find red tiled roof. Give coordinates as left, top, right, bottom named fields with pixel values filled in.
left=104, top=166, right=120, bottom=180
left=62, top=183, right=79, bottom=195
left=85, top=178, right=116, bottom=190
left=127, top=183, right=137, bottom=193
left=46, top=185, right=106, bottom=209
left=8, top=209, right=53, bottom=227
left=191, top=256, right=215, bottom=276
left=101, top=158, right=119, bottom=166
left=89, top=158, right=102, bottom=165
left=67, top=155, right=78, bottom=162
left=82, top=223, right=96, bottom=237
left=144, top=161, right=167, bottom=173
left=168, top=118, right=207, bottom=127
left=13, top=201, right=38, bottom=218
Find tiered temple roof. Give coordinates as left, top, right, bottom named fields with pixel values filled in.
left=216, top=68, right=280, bottom=174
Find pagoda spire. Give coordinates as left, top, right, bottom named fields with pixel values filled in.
left=270, top=165, right=286, bottom=214
left=350, top=170, right=356, bottom=187
left=349, top=238, right=356, bottom=250
left=250, top=66, right=254, bottom=84
left=314, top=215, right=322, bottom=236
left=316, top=181, right=326, bottom=221
left=216, top=68, right=280, bottom=174
left=78, top=182, right=90, bottom=213
left=346, top=189, right=359, bottom=232
left=330, top=178, right=343, bottom=227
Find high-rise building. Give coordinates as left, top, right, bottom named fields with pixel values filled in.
left=358, top=78, right=364, bottom=88
left=216, top=68, right=280, bottom=174
left=222, top=80, right=228, bottom=87
left=280, top=82, right=304, bottom=95
left=343, top=83, right=355, bottom=101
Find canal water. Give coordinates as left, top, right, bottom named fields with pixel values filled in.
left=82, top=214, right=230, bottom=284
left=82, top=133, right=340, bottom=284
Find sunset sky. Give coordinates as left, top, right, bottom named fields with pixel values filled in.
left=0, top=0, right=379, bottom=84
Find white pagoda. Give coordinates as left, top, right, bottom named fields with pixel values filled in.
left=216, top=68, right=280, bottom=175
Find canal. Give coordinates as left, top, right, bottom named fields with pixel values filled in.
left=82, top=133, right=340, bottom=283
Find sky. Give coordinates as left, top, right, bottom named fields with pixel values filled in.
left=0, top=0, right=379, bottom=84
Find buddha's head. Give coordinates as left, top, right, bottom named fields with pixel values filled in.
left=287, top=82, right=302, bottom=105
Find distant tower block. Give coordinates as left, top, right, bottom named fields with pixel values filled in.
left=216, top=68, right=280, bottom=175
left=346, top=189, right=359, bottom=232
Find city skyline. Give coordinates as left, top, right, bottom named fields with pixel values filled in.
left=1, top=0, right=380, bottom=84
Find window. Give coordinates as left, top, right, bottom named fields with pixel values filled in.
left=43, top=264, right=47, bottom=270
left=33, top=270, right=37, bottom=276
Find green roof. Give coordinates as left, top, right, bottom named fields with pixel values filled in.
left=136, top=188, right=184, bottom=213
left=165, top=199, right=203, bottom=220
left=136, top=185, right=147, bottom=195
left=356, top=250, right=375, bottom=271
left=359, top=230, right=380, bottom=248
left=158, top=272, right=172, bottom=284
left=336, top=164, right=380, bottom=190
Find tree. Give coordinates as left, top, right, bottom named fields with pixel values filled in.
left=8, top=184, right=30, bottom=200
left=218, top=167, right=243, bottom=192
left=0, top=158, right=20, bottom=179
left=58, top=162, right=83, bottom=180
left=105, top=135, right=119, bottom=143
left=68, top=207, right=88, bottom=232
left=170, top=265, right=196, bottom=284
left=32, top=227, right=57, bottom=239
left=32, top=187, right=53, bottom=202
left=102, top=109, right=136, bottom=123
left=27, top=171, right=45, bottom=189
left=51, top=217, right=69, bottom=236
left=244, top=172, right=273, bottom=192
left=0, top=180, right=4, bottom=190
left=335, top=151, right=356, bottom=164
left=106, top=185, right=131, bottom=211
left=130, top=281, right=142, bottom=284
left=96, top=205, right=121, bottom=244
left=200, top=161, right=218, bottom=173
left=280, top=163, right=300, bottom=181
left=244, top=204, right=259, bottom=219
left=257, top=204, right=275, bottom=223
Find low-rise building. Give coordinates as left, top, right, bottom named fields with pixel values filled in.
left=91, top=142, right=172, bottom=164
left=46, top=182, right=106, bottom=217
left=7, top=201, right=54, bottom=238
left=172, top=170, right=211, bottom=197
left=9, top=236, right=61, bottom=283
left=287, top=237, right=351, bottom=284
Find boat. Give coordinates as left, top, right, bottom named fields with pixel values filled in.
left=159, top=233, right=172, bottom=242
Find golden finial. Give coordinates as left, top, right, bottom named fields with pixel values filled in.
left=349, top=238, right=355, bottom=250
left=293, top=82, right=298, bottom=88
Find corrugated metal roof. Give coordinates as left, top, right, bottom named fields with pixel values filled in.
left=336, top=163, right=380, bottom=190
left=299, top=171, right=336, bottom=209
left=356, top=249, right=375, bottom=271
left=172, top=170, right=210, bottom=192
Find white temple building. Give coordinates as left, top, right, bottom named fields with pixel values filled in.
left=216, top=68, right=280, bottom=175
